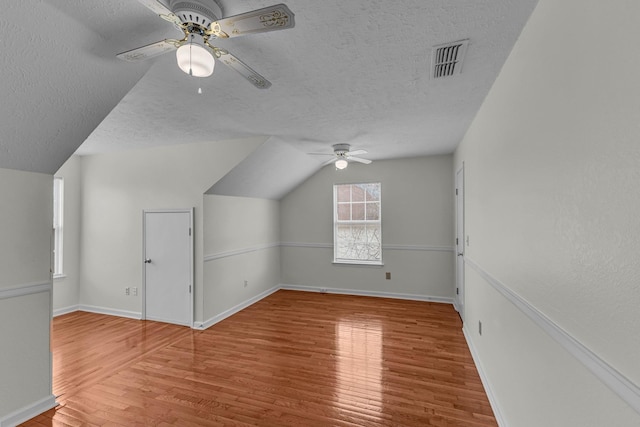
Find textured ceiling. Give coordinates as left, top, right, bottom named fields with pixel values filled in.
left=1, top=0, right=538, bottom=195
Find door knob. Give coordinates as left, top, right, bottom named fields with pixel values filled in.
left=144, top=258, right=152, bottom=264
left=457, top=253, right=464, bottom=257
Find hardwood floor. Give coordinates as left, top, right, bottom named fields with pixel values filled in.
left=23, top=290, right=496, bottom=426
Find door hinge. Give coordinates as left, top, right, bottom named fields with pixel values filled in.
left=456, top=288, right=459, bottom=295
left=189, top=228, right=191, bottom=236
left=456, top=188, right=458, bottom=195
left=456, top=237, right=458, bottom=245
left=189, top=285, right=192, bottom=293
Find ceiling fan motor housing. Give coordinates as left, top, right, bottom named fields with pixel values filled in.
left=333, top=143, right=351, bottom=155
left=169, top=0, right=222, bottom=27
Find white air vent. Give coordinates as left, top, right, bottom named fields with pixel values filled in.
left=431, top=39, right=469, bottom=79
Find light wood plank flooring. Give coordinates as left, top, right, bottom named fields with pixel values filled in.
left=23, top=290, right=496, bottom=426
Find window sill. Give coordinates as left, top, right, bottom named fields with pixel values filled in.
left=53, top=274, right=67, bottom=280
left=333, top=261, right=384, bottom=267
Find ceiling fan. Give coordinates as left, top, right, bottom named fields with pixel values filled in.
left=310, top=144, right=373, bottom=169
left=117, top=0, right=295, bottom=89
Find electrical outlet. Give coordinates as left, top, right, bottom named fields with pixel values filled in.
left=385, top=272, right=391, bottom=280
left=125, top=287, right=130, bottom=296
left=132, top=287, right=138, bottom=296
left=479, top=320, right=482, bottom=336
left=244, top=280, right=248, bottom=288
left=320, top=288, right=327, bottom=293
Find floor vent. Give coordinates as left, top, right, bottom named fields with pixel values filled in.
left=431, top=39, right=469, bottom=79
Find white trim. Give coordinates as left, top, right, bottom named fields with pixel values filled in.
left=383, top=244, right=454, bottom=252
left=465, top=257, right=640, bottom=415
left=204, top=242, right=280, bottom=262
left=53, top=177, right=64, bottom=278
left=453, top=300, right=461, bottom=313
left=53, top=304, right=79, bottom=317
left=455, top=164, right=465, bottom=321
left=280, top=242, right=332, bottom=249
left=280, top=284, right=454, bottom=304
left=280, top=242, right=454, bottom=252
left=78, top=304, right=142, bottom=320
left=0, top=281, right=52, bottom=300
left=332, top=260, right=384, bottom=267
left=0, top=394, right=57, bottom=427
left=195, top=285, right=280, bottom=330
left=463, top=326, right=506, bottom=427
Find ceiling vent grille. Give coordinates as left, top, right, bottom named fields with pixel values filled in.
left=431, top=39, right=469, bottom=79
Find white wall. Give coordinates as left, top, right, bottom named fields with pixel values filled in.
left=455, top=0, right=640, bottom=424
left=202, top=195, right=280, bottom=324
left=78, top=137, right=265, bottom=322
left=53, top=156, right=82, bottom=314
left=0, top=168, right=55, bottom=422
left=280, top=155, right=454, bottom=300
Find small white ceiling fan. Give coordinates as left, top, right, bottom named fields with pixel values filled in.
left=310, top=144, right=373, bottom=169
left=117, top=0, right=295, bottom=89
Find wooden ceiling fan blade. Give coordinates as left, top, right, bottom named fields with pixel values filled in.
left=209, top=4, right=295, bottom=39
left=346, top=149, right=367, bottom=156
left=136, top=0, right=183, bottom=26
left=349, top=157, right=372, bottom=165
left=213, top=49, right=271, bottom=89
left=117, top=39, right=181, bottom=62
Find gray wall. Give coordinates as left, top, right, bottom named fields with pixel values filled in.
left=0, top=168, right=54, bottom=420
left=280, top=155, right=454, bottom=300
left=76, top=137, right=264, bottom=322
left=202, top=195, right=280, bottom=324
left=455, top=0, right=640, bottom=424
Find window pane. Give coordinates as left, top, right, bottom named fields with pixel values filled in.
left=337, top=185, right=351, bottom=202
left=337, top=203, right=350, bottom=221
left=335, top=224, right=381, bottom=261
left=352, top=202, right=365, bottom=220
left=364, top=184, right=380, bottom=201
left=335, top=224, right=353, bottom=259
left=352, top=185, right=365, bottom=202
left=334, top=182, right=381, bottom=264
left=53, top=178, right=64, bottom=276
left=366, top=202, right=380, bottom=220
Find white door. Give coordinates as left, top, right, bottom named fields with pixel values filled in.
left=143, top=209, right=193, bottom=327
left=455, top=167, right=465, bottom=321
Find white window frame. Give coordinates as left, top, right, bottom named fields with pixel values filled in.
left=333, top=182, right=382, bottom=265
left=53, top=177, right=64, bottom=278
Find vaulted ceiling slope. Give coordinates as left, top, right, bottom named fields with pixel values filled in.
left=1, top=0, right=539, bottom=191
left=0, top=2, right=154, bottom=174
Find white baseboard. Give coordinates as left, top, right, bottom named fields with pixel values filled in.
left=53, top=304, right=79, bottom=317
left=280, top=284, right=454, bottom=304
left=463, top=326, right=506, bottom=427
left=0, top=394, right=57, bottom=427
left=196, top=285, right=281, bottom=330
left=453, top=300, right=461, bottom=313
left=78, top=304, right=141, bottom=320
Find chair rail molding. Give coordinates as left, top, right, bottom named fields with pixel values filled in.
left=465, top=256, right=640, bottom=415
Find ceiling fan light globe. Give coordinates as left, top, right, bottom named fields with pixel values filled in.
left=176, top=41, right=215, bottom=77
left=335, top=159, right=348, bottom=170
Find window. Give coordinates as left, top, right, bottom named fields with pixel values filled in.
left=53, top=177, right=64, bottom=277
left=333, top=183, right=382, bottom=264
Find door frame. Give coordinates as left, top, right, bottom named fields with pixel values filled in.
left=142, top=208, right=194, bottom=327
left=455, top=165, right=465, bottom=321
